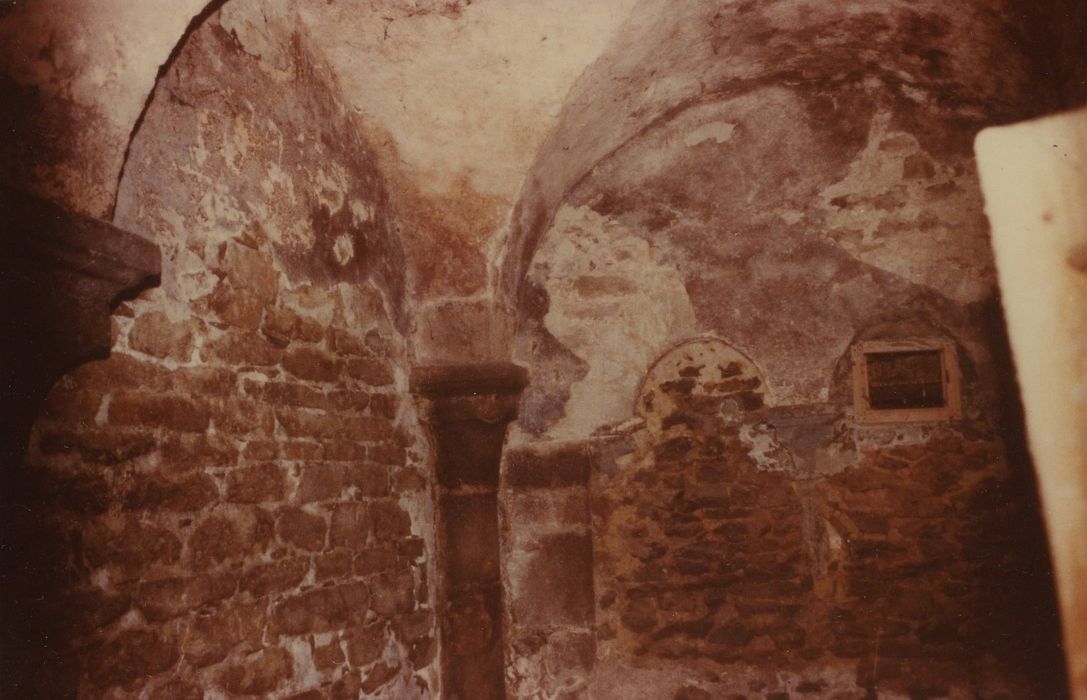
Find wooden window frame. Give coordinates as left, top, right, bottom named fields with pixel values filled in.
left=852, top=338, right=962, bottom=424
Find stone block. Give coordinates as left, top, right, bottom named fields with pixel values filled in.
left=345, top=462, right=391, bottom=498
left=313, top=638, right=345, bottom=670
left=370, top=568, right=417, bottom=616
left=203, top=330, right=282, bottom=367
left=315, top=550, right=354, bottom=581
left=344, top=357, right=394, bottom=386
left=620, top=597, right=657, bottom=633
left=284, top=346, right=342, bottom=383
left=108, top=392, right=210, bottom=433
left=253, top=380, right=330, bottom=410
left=59, top=587, right=130, bottom=636
left=84, top=516, right=182, bottom=572
left=182, top=603, right=263, bottom=667
left=353, top=546, right=399, bottom=576
left=207, top=395, right=276, bottom=434
left=39, top=385, right=103, bottom=423
left=330, top=502, right=373, bottom=548
left=188, top=509, right=274, bottom=568
left=219, top=241, right=279, bottom=303
left=276, top=507, right=327, bottom=551
left=283, top=440, right=323, bottom=461
left=218, top=646, right=292, bottom=696
left=270, top=582, right=370, bottom=635
left=370, top=441, right=407, bottom=466
left=159, top=433, right=239, bottom=473
left=370, top=499, right=413, bottom=542
left=128, top=310, right=196, bottom=360
left=261, top=306, right=324, bottom=346
left=153, top=679, right=204, bottom=700
left=134, top=573, right=237, bottom=622
left=394, top=467, right=428, bottom=493
left=39, top=426, right=157, bottom=466
left=241, top=557, right=309, bottom=597
left=123, top=473, right=218, bottom=512
left=368, top=392, right=399, bottom=418
left=88, top=628, right=178, bottom=689
left=512, top=532, right=594, bottom=627
left=208, top=284, right=264, bottom=330
left=276, top=409, right=389, bottom=442
left=505, top=443, right=591, bottom=490
left=296, top=463, right=348, bottom=503
left=328, top=327, right=369, bottom=357
left=344, top=621, right=387, bottom=667
left=323, top=439, right=370, bottom=461
left=226, top=463, right=287, bottom=503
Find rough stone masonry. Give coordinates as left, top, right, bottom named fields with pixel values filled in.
left=1, top=0, right=1085, bottom=698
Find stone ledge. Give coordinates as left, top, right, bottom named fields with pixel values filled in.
left=1, top=185, right=160, bottom=463
left=409, top=362, right=528, bottom=399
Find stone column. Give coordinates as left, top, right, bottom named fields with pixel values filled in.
left=411, top=363, right=528, bottom=700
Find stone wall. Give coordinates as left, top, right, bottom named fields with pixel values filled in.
left=585, top=339, right=1062, bottom=698
left=502, top=334, right=1063, bottom=698
left=6, top=9, right=436, bottom=698
left=503, top=2, right=1067, bottom=696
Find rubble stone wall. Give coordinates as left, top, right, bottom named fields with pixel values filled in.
left=10, top=10, right=436, bottom=698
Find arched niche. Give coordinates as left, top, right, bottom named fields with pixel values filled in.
left=635, top=337, right=767, bottom=433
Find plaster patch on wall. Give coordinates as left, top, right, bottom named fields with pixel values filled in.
left=351, top=198, right=376, bottom=225
left=531, top=205, right=698, bottom=440
left=739, top=422, right=796, bottom=472
left=819, top=111, right=995, bottom=304
left=683, top=120, right=737, bottom=147
left=314, top=163, right=349, bottom=213
left=333, top=235, right=355, bottom=266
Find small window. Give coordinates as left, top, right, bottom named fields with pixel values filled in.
left=852, top=339, right=961, bottom=423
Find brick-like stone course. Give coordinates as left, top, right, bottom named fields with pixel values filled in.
left=28, top=286, right=433, bottom=694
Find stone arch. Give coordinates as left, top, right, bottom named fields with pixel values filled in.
left=828, top=315, right=970, bottom=409
left=114, top=0, right=409, bottom=323
left=109, top=0, right=231, bottom=222
left=494, top=0, right=1056, bottom=310
left=635, top=336, right=767, bottom=431
left=505, top=0, right=1059, bottom=449
left=0, top=0, right=215, bottom=218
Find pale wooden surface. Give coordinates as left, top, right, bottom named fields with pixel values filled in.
left=977, top=107, right=1087, bottom=699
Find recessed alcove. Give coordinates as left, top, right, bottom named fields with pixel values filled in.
left=852, top=338, right=962, bottom=423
